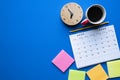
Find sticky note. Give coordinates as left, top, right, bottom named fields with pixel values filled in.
left=52, top=50, right=74, bottom=72
left=107, top=60, right=120, bottom=78
left=68, top=70, right=86, bottom=80
left=87, top=64, right=108, bottom=80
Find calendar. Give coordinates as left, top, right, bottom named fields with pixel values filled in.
left=69, top=25, right=120, bottom=68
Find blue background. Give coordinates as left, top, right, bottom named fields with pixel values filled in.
left=0, top=0, right=120, bottom=80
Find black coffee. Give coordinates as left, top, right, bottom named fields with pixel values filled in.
left=88, top=6, right=103, bottom=22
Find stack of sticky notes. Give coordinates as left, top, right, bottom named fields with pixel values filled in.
left=107, top=60, right=120, bottom=78
left=87, top=64, right=108, bottom=80
left=52, top=49, right=120, bottom=80
left=68, top=70, right=85, bottom=80
left=52, top=50, right=74, bottom=72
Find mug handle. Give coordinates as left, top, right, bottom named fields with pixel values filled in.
left=81, top=19, right=89, bottom=26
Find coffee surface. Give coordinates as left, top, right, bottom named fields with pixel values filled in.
left=88, top=6, right=103, bottom=22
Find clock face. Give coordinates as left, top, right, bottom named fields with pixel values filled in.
left=60, top=2, right=83, bottom=26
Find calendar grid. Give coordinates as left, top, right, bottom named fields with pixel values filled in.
left=69, top=25, right=120, bottom=68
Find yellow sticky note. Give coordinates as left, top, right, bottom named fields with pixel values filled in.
left=87, top=64, right=108, bottom=80
left=68, top=70, right=86, bottom=80
left=107, top=60, right=120, bottom=78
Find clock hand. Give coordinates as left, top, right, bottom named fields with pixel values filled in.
left=68, top=8, right=74, bottom=19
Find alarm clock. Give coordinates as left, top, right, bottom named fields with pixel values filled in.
left=60, top=2, right=83, bottom=26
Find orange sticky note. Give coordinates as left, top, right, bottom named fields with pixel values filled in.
left=87, top=64, right=108, bottom=80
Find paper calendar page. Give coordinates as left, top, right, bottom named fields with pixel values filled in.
left=69, top=25, right=120, bottom=68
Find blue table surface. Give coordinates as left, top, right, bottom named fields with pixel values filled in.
left=0, top=0, right=120, bottom=80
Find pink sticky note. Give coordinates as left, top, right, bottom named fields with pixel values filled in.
left=52, top=50, right=74, bottom=72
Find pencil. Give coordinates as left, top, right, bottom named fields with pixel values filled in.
left=70, top=22, right=109, bottom=32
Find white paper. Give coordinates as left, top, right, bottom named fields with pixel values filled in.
left=69, top=25, right=120, bottom=68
